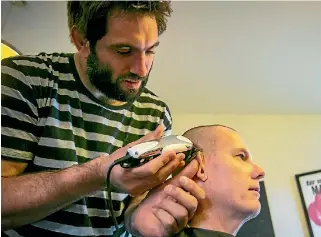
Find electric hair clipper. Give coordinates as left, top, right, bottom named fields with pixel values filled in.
left=120, top=135, right=201, bottom=168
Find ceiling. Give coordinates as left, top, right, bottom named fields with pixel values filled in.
left=2, top=1, right=321, bottom=115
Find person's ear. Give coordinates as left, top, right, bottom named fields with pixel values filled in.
left=195, top=152, right=207, bottom=181
left=70, top=26, right=90, bottom=58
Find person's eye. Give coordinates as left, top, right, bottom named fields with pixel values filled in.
left=146, top=50, right=155, bottom=55
left=237, top=154, right=246, bottom=160
left=117, top=47, right=131, bottom=55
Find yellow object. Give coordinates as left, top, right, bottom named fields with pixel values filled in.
left=1, top=41, right=21, bottom=60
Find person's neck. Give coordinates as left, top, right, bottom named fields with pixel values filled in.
left=189, top=200, right=244, bottom=236
left=73, top=52, right=126, bottom=106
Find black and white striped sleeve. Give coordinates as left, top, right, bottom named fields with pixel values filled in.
left=1, top=57, right=39, bottom=163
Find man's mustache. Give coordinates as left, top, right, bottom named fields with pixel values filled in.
left=119, top=74, right=146, bottom=82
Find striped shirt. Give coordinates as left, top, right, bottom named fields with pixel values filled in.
left=1, top=52, right=172, bottom=237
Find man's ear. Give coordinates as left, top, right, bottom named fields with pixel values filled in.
left=70, top=26, right=90, bottom=58
left=172, top=151, right=208, bottom=181
left=196, top=152, right=207, bottom=181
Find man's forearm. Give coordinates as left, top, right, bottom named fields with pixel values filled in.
left=1, top=158, right=107, bottom=230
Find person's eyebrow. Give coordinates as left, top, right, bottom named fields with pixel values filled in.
left=147, top=41, right=160, bottom=50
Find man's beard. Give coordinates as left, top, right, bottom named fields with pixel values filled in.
left=86, top=52, right=149, bottom=103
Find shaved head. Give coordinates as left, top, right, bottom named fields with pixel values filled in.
left=182, top=124, right=237, bottom=157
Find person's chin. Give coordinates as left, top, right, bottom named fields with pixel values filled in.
left=117, top=89, right=140, bottom=102
left=121, top=84, right=143, bottom=97
left=247, top=200, right=261, bottom=217
left=238, top=200, right=261, bottom=220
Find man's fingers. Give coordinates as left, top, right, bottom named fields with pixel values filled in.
left=154, top=196, right=189, bottom=230
left=155, top=153, right=185, bottom=180
left=169, top=159, right=199, bottom=187
left=132, top=151, right=177, bottom=177
left=163, top=184, right=199, bottom=219
left=176, top=159, right=199, bottom=179
left=180, top=176, right=206, bottom=200
left=152, top=207, right=179, bottom=235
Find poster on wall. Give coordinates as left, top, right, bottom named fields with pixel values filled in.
left=296, top=170, right=321, bottom=237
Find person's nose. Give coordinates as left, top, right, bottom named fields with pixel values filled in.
left=252, top=163, right=265, bottom=181
left=130, top=53, right=149, bottom=78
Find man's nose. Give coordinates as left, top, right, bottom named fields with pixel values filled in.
left=252, top=163, right=265, bottom=181
left=130, top=53, right=149, bottom=78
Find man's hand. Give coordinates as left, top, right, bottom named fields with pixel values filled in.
left=99, top=125, right=185, bottom=197
left=129, top=158, right=206, bottom=237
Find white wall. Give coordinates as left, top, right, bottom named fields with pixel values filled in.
left=172, top=114, right=321, bottom=237
left=1, top=1, right=74, bottom=54
left=1, top=1, right=12, bottom=30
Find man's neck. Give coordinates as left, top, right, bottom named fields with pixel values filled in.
left=188, top=201, right=244, bottom=236
left=73, top=52, right=126, bottom=106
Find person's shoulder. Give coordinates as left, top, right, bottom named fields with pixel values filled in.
left=2, top=52, right=71, bottom=68
left=2, top=52, right=73, bottom=77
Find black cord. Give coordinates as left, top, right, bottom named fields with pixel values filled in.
left=106, top=155, right=132, bottom=237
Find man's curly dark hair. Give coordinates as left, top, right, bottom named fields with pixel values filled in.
left=67, top=1, right=173, bottom=46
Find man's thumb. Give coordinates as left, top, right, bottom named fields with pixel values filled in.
left=171, top=159, right=199, bottom=185
left=141, top=125, right=164, bottom=141
left=128, top=125, right=164, bottom=148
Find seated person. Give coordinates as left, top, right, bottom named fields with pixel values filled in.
left=128, top=124, right=265, bottom=237
left=175, top=124, right=266, bottom=237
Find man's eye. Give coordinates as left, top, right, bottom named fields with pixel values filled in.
left=146, top=50, right=155, bottom=55
left=117, top=51, right=131, bottom=55
left=117, top=48, right=131, bottom=55
left=237, top=154, right=246, bottom=160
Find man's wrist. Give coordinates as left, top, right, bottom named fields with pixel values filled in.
left=89, top=154, right=111, bottom=186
